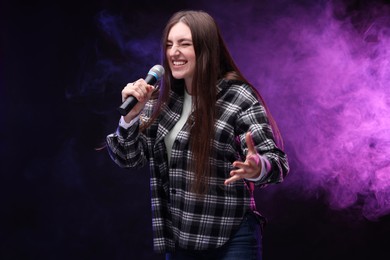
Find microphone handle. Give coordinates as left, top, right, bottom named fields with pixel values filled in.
left=117, top=96, right=138, bottom=116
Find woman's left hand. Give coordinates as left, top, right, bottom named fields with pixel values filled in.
left=225, top=132, right=262, bottom=185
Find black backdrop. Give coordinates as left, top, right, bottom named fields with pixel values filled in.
left=1, top=0, right=390, bottom=259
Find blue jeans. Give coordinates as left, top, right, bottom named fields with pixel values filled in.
left=165, top=212, right=263, bottom=260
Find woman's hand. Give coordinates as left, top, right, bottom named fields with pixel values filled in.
left=225, top=132, right=262, bottom=185
left=121, top=79, right=156, bottom=122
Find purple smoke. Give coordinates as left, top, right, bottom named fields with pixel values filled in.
left=91, top=0, right=390, bottom=221
left=207, top=0, right=390, bottom=221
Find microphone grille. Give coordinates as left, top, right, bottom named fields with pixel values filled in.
left=149, top=64, right=165, bottom=79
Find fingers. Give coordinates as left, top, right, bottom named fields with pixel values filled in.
left=231, top=157, right=258, bottom=175
left=224, top=174, right=242, bottom=185
left=245, top=131, right=256, bottom=155
left=225, top=160, right=258, bottom=185
left=225, top=166, right=247, bottom=185
left=122, top=79, right=154, bottom=102
left=225, top=131, right=261, bottom=185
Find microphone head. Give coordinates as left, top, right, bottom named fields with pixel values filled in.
left=148, top=64, right=165, bottom=81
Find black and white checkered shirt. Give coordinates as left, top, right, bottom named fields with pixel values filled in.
left=106, top=79, right=289, bottom=253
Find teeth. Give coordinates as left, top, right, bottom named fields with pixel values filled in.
left=173, top=61, right=186, bottom=65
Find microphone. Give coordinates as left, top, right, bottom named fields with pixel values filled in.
left=117, top=64, right=165, bottom=116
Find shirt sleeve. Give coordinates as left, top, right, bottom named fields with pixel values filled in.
left=119, top=115, right=140, bottom=129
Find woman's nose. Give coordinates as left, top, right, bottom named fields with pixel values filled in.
left=169, top=45, right=180, bottom=55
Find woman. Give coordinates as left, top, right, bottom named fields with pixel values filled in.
left=106, top=10, right=289, bottom=260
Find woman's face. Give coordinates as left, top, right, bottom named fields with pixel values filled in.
left=166, top=22, right=196, bottom=91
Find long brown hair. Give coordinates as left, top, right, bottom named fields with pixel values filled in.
left=141, top=10, right=283, bottom=194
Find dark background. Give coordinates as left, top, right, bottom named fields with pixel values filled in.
left=1, top=0, right=390, bottom=259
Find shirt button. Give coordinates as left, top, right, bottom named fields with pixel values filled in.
left=171, top=189, right=176, bottom=194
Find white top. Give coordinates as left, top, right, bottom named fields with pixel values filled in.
left=164, top=90, right=192, bottom=164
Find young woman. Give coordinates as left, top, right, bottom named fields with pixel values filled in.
left=106, top=10, right=289, bottom=260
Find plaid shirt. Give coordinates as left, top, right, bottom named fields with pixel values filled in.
left=106, top=79, right=289, bottom=253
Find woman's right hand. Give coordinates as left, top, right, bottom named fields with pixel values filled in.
left=121, top=78, right=156, bottom=122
